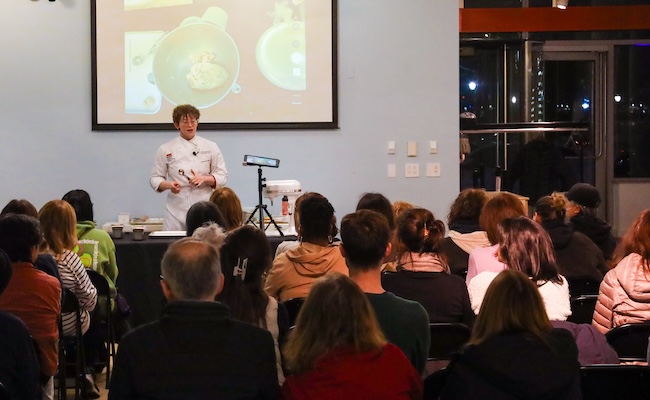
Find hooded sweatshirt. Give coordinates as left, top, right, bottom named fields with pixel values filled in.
left=264, top=242, right=348, bottom=301
left=74, top=220, right=119, bottom=290
left=593, top=253, right=650, bottom=334
left=541, top=219, right=608, bottom=282
left=570, top=213, right=617, bottom=261
left=441, top=329, right=581, bottom=400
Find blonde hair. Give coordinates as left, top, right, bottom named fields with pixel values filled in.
left=393, top=200, right=415, bottom=223
left=470, top=269, right=551, bottom=346
left=283, top=273, right=386, bottom=374
left=209, top=187, right=243, bottom=231
left=38, top=200, right=77, bottom=258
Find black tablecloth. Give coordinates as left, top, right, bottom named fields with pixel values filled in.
left=114, top=232, right=296, bottom=328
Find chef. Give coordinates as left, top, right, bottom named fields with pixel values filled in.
left=150, top=104, right=228, bottom=231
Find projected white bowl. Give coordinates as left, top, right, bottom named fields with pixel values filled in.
left=256, top=21, right=306, bottom=91
left=152, top=22, right=240, bottom=108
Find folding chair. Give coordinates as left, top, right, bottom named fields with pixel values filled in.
left=567, top=278, right=601, bottom=298
left=428, top=323, right=471, bottom=361
left=57, top=288, right=85, bottom=400
left=567, top=295, right=599, bottom=324
left=86, top=270, right=116, bottom=388
left=282, top=298, right=306, bottom=327
left=581, top=365, right=650, bottom=400
left=605, top=323, right=650, bottom=362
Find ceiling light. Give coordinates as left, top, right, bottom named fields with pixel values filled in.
left=553, top=0, right=569, bottom=9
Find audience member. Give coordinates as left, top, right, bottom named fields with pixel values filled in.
left=468, top=217, right=571, bottom=321
left=593, top=209, right=650, bottom=334
left=340, top=209, right=430, bottom=375
left=209, top=186, right=243, bottom=231
left=39, top=199, right=100, bottom=397
left=191, top=222, right=227, bottom=251
left=109, top=238, right=279, bottom=399
left=62, top=189, right=119, bottom=290
left=185, top=200, right=226, bottom=236
left=441, top=269, right=581, bottom=400
left=0, top=248, right=41, bottom=400
left=265, top=194, right=347, bottom=301
left=63, top=189, right=118, bottom=398
left=565, top=182, right=617, bottom=261
left=392, top=200, right=415, bottom=222
left=39, top=200, right=98, bottom=336
left=282, top=273, right=422, bottom=399
left=0, top=214, right=61, bottom=398
left=355, top=192, right=399, bottom=270
left=534, top=193, right=608, bottom=281
left=217, top=225, right=289, bottom=383
left=440, top=189, right=490, bottom=277
left=382, top=208, right=475, bottom=326
left=274, top=192, right=320, bottom=258
left=1, top=198, right=61, bottom=282
left=466, top=192, right=527, bottom=285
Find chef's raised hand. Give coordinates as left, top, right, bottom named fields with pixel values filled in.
left=190, top=169, right=216, bottom=188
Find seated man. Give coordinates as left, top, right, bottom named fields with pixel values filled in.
left=0, top=214, right=62, bottom=399
left=340, top=209, right=430, bottom=375
left=109, top=238, right=279, bottom=400
left=0, top=249, right=41, bottom=400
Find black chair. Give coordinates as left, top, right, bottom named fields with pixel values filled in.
left=86, top=270, right=116, bottom=389
left=605, top=323, right=650, bottom=362
left=567, top=278, right=601, bottom=298
left=428, top=323, right=471, bottom=361
left=0, top=382, right=9, bottom=400
left=581, top=365, right=650, bottom=400
left=423, top=367, right=450, bottom=400
left=282, top=298, right=306, bottom=327
left=57, top=288, right=85, bottom=400
left=567, top=295, right=599, bottom=324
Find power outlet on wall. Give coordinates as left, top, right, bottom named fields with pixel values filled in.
left=405, top=163, right=420, bottom=178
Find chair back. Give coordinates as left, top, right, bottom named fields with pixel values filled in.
left=581, top=365, right=650, bottom=400
left=567, top=295, right=599, bottom=324
left=0, top=382, right=10, bottom=400
left=567, top=278, right=601, bottom=298
left=282, top=298, right=306, bottom=327
left=605, top=323, right=650, bottom=362
left=58, top=288, right=85, bottom=400
left=423, top=367, right=450, bottom=400
left=428, top=323, right=471, bottom=361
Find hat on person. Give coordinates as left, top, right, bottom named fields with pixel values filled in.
left=566, top=183, right=601, bottom=209
left=0, top=249, right=12, bottom=295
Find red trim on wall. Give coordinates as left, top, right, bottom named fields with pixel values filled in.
left=460, top=6, right=650, bottom=33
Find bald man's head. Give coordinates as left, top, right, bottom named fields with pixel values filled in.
left=161, top=238, right=222, bottom=301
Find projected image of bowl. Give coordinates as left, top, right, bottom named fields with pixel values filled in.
left=152, top=22, right=240, bottom=108
left=256, top=21, right=306, bottom=91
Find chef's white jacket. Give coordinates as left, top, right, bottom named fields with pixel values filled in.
left=150, top=136, right=227, bottom=231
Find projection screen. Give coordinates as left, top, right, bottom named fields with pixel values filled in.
left=92, top=0, right=338, bottom=130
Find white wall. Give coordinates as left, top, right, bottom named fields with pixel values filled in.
left=1, top=0, right=459, bottom=226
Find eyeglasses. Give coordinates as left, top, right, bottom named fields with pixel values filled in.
left=180, top=118, right=199, bottom=125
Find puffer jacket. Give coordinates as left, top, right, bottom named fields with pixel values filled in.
left=592, top=253, right=650, bottom=334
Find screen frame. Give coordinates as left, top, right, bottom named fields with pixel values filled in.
left=90, top=0, right=339, bottom=131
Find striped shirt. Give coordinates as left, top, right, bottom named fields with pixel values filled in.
left=58, top=249, right=97, bottom=336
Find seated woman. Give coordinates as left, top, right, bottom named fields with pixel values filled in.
left=209, top=186, right=243, bottom=232
left=185, top=200, right=226, bottom=236
left=216, top=225, right=289, bottom=384
left=534, top=193, right=608, bottom=282
left=439, top=189, right=490, bottom=277
left=274, top=192, right=320, bottom=258
left=441, top=269, right=581, bottom=400
left=466, top=192, right=527, bottom=285
left=282, top=273, right=422, bottom=399
left=264, top=194, right=347, bottom=301
left=39, top=200, right=98, bottom=336
left=381, top=208, right=475, bottom=326
left=62, top=189, right=119, bottom=290
left=468, top=217, right=571, bottom=321
left=593, top=209, right=650, bottom=334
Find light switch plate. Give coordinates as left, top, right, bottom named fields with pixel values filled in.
left=387, top=163, right=396, bottom=177
left=407, top=141, right=417, bottom=157
left=426, top=162, right=441, bottom=177
left=388, top=141, right=396, bottom=155
left=429, top=140, right=438, bottom=154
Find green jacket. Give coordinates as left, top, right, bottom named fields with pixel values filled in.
left=74, top=220, right=119, bottom=291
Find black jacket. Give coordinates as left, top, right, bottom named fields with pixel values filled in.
left=441, top=329, right=581, bottom=400
left=109, top=301, right=279, bottom=400
left=541, top=219, right=609, bottom=281
left=570, top=214, right=617, bottom=261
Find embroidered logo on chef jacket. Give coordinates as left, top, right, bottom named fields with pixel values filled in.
left=166, top=153, right=173, bottom=162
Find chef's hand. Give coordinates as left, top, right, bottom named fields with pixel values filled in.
left=190, top=169, right=216, bottom=188
left=169, top=181, right=182, bottom=194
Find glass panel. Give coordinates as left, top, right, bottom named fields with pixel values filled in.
left=613, top=45, right=650, bottom=178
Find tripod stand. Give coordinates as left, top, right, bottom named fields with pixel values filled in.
left=245, top=167, right=284, bottom=236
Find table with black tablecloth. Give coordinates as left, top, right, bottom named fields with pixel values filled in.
left=114, top=232, right=296, bottom=328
